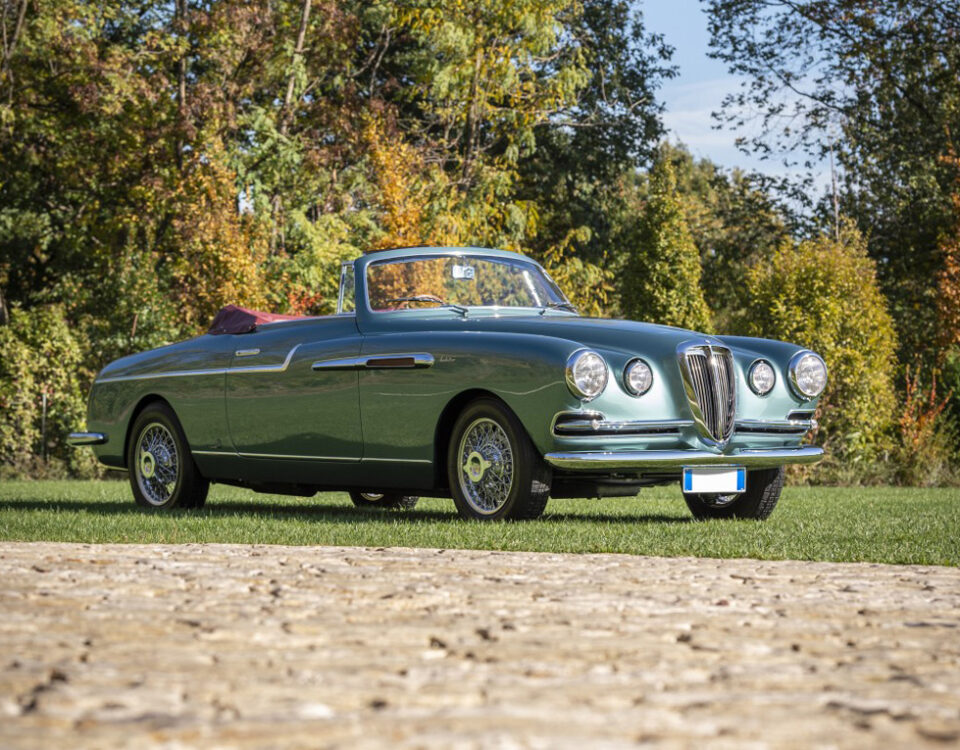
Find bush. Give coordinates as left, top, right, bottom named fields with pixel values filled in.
left=742, top=222, right=899, bottom=472
left=0, top=305, right=99, bottom=479
left=892, top=367, right=958, bottom=486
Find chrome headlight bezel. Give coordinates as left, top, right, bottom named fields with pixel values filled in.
left=747, top=359, right=776, bottom=396
left=788, top=351, right=828, bottom=400
left=623, top=358, right=654, bottom=397
left=565, top=349, right=608, bottom=401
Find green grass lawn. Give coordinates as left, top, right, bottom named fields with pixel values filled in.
left=0, top=480, right=957, bottom=565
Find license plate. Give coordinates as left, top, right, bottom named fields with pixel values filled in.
left=682, top=467, right=746, bottom=494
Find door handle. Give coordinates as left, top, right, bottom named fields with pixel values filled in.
left=365, top=354, right=434, bottom=369
left=235, top=348, right=261, bottom=357
left=312, top=352, right=435, bottom=370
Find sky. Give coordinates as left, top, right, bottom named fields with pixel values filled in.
left=642, top=0, right=828, bottom=187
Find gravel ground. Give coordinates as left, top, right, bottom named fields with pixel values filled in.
left=0, top=542, right=958, bottom=749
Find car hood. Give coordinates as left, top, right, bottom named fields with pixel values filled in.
left=378, top=313, right=805, bottom=365
left=447, top=314, right=715, bottom=356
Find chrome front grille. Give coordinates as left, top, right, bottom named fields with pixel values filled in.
left=679, top=344, right=736, bottom=445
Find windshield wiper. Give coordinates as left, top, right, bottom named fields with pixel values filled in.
left=387, top=295, right=468, bottom=317
left=540, top=301, right=578, bottom=315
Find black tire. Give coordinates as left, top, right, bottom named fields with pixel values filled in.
left=127, top=402, right=209, bottom=510
left=349, top=491, right=419, bottom=510
left=684, top=467, right=784, bottom=520
left=447, top=398, right=551, bottom=521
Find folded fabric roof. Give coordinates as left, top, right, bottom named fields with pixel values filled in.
left=208, top=304, right=309, bottom=335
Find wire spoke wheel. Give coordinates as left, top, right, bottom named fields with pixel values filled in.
left=701, top=493, right=739, bottom=508
left=348, top=491, right=419, bottom=510
left=684, top=467, right=784, bottom=521
left=135, top=422, right=180, bottom=506
left=457, top=417, right=515, bottom=516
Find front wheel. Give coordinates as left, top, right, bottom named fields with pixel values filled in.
left=684, top=467, right=784, bottom=520
left=447, top=398, right=551, bottom=521
left=349, top=491, right=419, bottom=510
left=127, top=402, right=209, bottom=510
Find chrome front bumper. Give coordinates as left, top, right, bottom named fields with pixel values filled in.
left=543, top=446, right=823, bottom=471
left=67, top=432, right=108, bottom=446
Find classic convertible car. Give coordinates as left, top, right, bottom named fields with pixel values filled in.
left=69, top=246, right=827, bottom=521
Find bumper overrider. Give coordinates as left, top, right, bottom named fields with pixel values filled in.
left=543, top=445, right=823, bottom=471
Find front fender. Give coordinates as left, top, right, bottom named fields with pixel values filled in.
left=358, top=331, right=586, bottom=460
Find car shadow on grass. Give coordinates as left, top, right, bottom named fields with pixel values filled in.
left=0, top=498, right=453, bottom=523
left=0, top=498, right=694, bottom=525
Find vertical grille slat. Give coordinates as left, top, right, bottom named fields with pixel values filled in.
left=680, top=345, right=736, bottom=445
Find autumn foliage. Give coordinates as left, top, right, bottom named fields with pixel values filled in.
left=1, top=1, right=958, bottom=482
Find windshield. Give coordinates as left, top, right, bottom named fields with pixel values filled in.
left=366, top=255, right=573, bottom=312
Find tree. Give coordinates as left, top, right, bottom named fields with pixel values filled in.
left=705, top=1, right=960, bottom=364
left=618, top=157, right=712, bottom=331
left=644, top=143, right=792, bottom=331
left=516, top=0, right=675, bottom=265
left=0, top=0, right=677, bottom=475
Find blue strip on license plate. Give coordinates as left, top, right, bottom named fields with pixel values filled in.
left=682, top=467, right=746, bottom=494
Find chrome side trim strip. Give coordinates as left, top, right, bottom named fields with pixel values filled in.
left=363, top=457, right=433, bottom=464
left=735, top=418, right=815, bottom=434
left=67, top=432, right=108, bottom=446
left=192, top=450, right=432, bottom=465
left=96, top=368, right=229, bottom=384
left=238, top=451, right=360, bottom=462
left=312, top=352, right=435, bottom=371
left=96, top=345, right=304, bottom=383
left=544, top=446, right=824, bottom=471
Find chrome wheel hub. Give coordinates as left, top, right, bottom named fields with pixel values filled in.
left=135, top=422, right=179, bottom=506
left=702, top=493, right=738, bottom=508
left=457, top=418, right=514, bottom=515
left=140, top=451, right=156, bottom=479
left=465, top=451, right=492, bottom=482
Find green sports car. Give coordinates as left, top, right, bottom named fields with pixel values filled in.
left=69, top=246, right=827, bottom=521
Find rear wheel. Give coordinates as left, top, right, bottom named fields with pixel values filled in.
left=447, top=398, right=551, bottom=521
left=349, top=491, right=419, bottom=510
left=127, top=402, right=209, bottom=510
left=684, top=467, right=783, bottom=520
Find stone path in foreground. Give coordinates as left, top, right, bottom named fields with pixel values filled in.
left=0, top=543, right=958, bottom=748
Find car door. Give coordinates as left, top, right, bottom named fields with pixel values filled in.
left=225, top=317, right=363, bottom=467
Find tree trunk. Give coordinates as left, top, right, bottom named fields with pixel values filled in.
left=175, top=0, right=188, bottom=172
left=278, top=0, right=312, bottom=137
left=271, top=0, right=312, bottom=254
left=461, top=47, right=482, bottom=184
left=1, top=0, right=30, bottom=100
left=0, top=285, right=8, bottom=326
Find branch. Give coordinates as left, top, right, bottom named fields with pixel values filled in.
left=278, top=0, right=312, bottom=138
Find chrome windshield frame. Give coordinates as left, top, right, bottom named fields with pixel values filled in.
left=362, top=253, right=572, bottom=315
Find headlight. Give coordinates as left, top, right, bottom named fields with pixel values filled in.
left=566, top=350, right=608, bottom=401
left=624, top=359, right=653, bottom=396
left=788, top=351, right=827, bottom=399
left=748, top=359, right=776, bottom=396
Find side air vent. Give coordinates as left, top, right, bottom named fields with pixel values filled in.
left=678, top=344, right=736, bottom=446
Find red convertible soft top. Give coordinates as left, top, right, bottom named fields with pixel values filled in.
left=208, top=305, right=309, bottom=335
